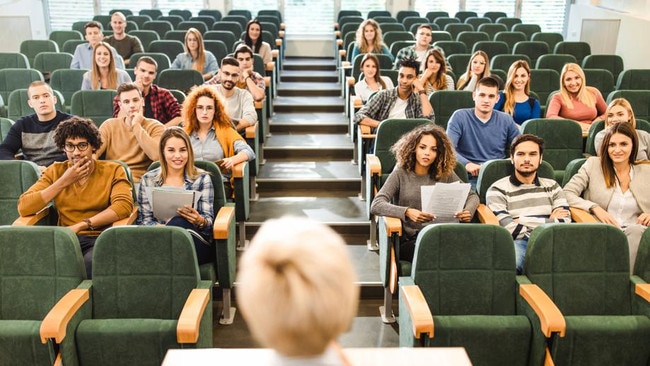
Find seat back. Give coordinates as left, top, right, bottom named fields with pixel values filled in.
left=535, top=54, right=577, bottom=74
left=221, top=15, right=248, bottom=30
left=584, top=120, right=605, bottom=156
left=484, top=11, right=507, bottom=23
left=157, top=69, right=204, bottom=94
left=128, top=30, right=160, bottom=52
left=432, top=40, right=467, bottom=57
left=529, top=69, right=560, bottom=108
left=50, top=69, right=87, bottom=109
left=0, top=226, right=85, bottom=320
left=431, top=30, right=452, bottom=42
left=169, top=9, right=192, bottom=21
left=19, top=40, right=59, bottom=65
left=471, top=41, right=509, bottom=58
left=495, top=17, right=522, bottom=30
left=606, top=90, right=650, bottom=121
left=70, top=90, right=117, bottom=127
left=0, top=117, right=13, bottom=141
left=129, top=52, right=171, bottom=73
left=190, top=16, right=217, bottom=29
left=396, top=10, right=420, bottom=23
left=426, top=11, right=449, bottom=22
left=553, top=41, right=591, bottom=64
left=383, top=31, right=414, bottom=48
left=512, top=41, right=549, bottom=66
left=429, top=90, right=474, bottom=129
left=142, top=20, right=174, bottom=39
left=434, top=17, right=461, bottom=30
left=465, top=17, right=491, bottom=30
left=493, top=31, right=527, bottom=52
left=490, top=53, right=531, bottom=73
left=561, top=157, right=586, bottom=187
left=0, top=160, right=41, bottom=225
left=62, top=39, right=86, bottom=55
left=456, top=31, right=489, bottom=52
left=584, top=68, right=615, bottom=97
left=531, top=32, right=564, bottom=54
left=582, top=54, right=624, bottom=81
left=204, top=31, right=237, bottom=52
left=615, top=69, right=650, bottom=90
left=163, top=30, right=187, bottom=42
left=227, top=9, right=252, bottom=21
left=148, top=40, right=184, bottom=63
left=454, top=11, right=478, bottom=23
left=379, top=23, right=406, bottom=34
left=32, top=52, right=74, bottom=76
left=0, top=69, right=44, bottom=106
left=447, top=54, right=471, bottom=76
left=199, top=9, right=222, bottom=22
left=521, top=118, right=584, bottom=182
left=444, top=23, right=473, bottom=40
left=177, top=21, right=208, bottom=34
left=204, top=40, right=228, bottom=64
left=0, top=52, right=30, bottom=69
left=525, top=223, right=632, bottom=315
left=368, top=10, right=392, bottom=19
left=92, top=226, right=199, bottom=319
left=634, top=229, right=650, bottom=281
left=126, top=15, right=153, bottom=29
left=7, top=89, right=65, bottom=122
left=211, top=21, right=243, bottom=36
left=140, top=9, right=163, bottom=19
left=511, top=23, right=541, bottom=40
left=477, top=23, right=508, bottom=40
left=411, top=224, right=517, bottom=315
left=402, top=17, right=428, bottom=33
left=476, top=158, right=555, bottom=204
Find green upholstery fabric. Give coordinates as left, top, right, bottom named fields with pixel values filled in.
left=472, top=41, right=509, bottom=57
left=512, top=41, right=549, bottom=66
left=535, top=54, right=577, bottom=75
left=444, top=23, right=473, bottom=40
left=0, top=117, right=13, bottom=141
left=521, top=118, right=584, bottom=184
left=7, top=89, right=65, bottom=122
left=212, top=21, right=243, bottom=36
left=465, top=17, right=491, bottom=30
left=0, top=161, right=41, bottom=225
left=432, top=41, right=468, bottom=57
left=483, top=12, right=507, bottom=23
left=530, top=32, right=564, bottom=54
left=148, top=40, right=184, bottom=63
left=447, top=54, right=470, bottom=75
left=616, top=69, right=650, bottom=91
left=428, top=90, right=474, bottom=129
left=157, top=69, right=204, bottom=94
left=70, top=90, right=117, bottom=127
left=62, top=39, right=86, bottom=55
left=129, top=52, right=170, bottom=73
left=524, top=224, right=650, bottom=365
left=476, top=158, right=555, bottom=204
left=583, top=68, right=615, bottom=98
left=383, top=31, right=414, bottom=48
left=32, top=52, right=74, bottom=77
left=606, top=90, right=650, bottom=121
left=490, top=53, right=531, bottom=72
left=529, top=69, right=560, bottom=108
left=142, top=21, right=174, bottom=39
left=0, top=52, right=30, bottom=69
left=634, top=229, right=650, bottom=281
left=582, top=119, right=650, bottom=157
left=204, top=40, right=228, bottom=65
left=477, top=23, right=507, bottom=41
left=19, top=40, right=59, bottom=66
left=128, top=31, right=160, bottom=53
left=204, top=31, right=237, bottom=54
left=399, top=224, right=543, bottom=366
left=50, top=69, right=86, bottom=112
left=0, top=69, right=44, bottom=113
left=512, top=24, right=541, bottom=40
left=177, top=21, right=208, bottom=34
left=561, top=158, right=586, bottom=188
left=582, top=54, right=624, bottom=81
left=553, top=41, right=591, bottom=64
left=0, top=226, right=87, bottom=366
left=163, top=30, right=188, bottom=42
left=76, top=226, right=212, bottom=366
left=493, top=32, right=527, bottom=53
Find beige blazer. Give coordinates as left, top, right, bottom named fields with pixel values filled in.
left=563, top=156, right=650, bottom=213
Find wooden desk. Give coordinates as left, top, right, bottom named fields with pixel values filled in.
left=162, top=347, right=472, bottom=366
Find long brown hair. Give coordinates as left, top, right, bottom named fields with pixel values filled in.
left=182, top=85, right=233, bottom=134
left=391, top=124, right=456, bottom=180
left=355, top=19, right=385, bottom=53
left=158, top=127, right=199, bottom=182
left=456, top=50, right=490, bottom=90
left=503, top=60, right=531, bottom=116
left=422, top=48, right=449, bottom=91
left=599, top=122, right=638, bottom=188
left=184, top=28, right=206, bottom=74
left=360, top=53, right=386, bottom=89
left=90, top=42, right=118, bottom=90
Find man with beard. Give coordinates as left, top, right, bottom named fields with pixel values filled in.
left=204, top=44, right=265, bottom=102
left=486, top=134, right=571, bottom=273
left=111, top=56, right=182, bottom=126
left=96, top=82, right=164, bottom=185
left=211, top=57, right=257, bottom=133
left=0, top=81, right=72, bottom=170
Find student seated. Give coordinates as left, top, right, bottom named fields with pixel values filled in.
left=237, top=217, right=358, bottom=364
left=170, top=28, right=218, bottom=81
left=370, top=124, right=479, bottom=262
left=209, top=57, right=258, bottom=134
left=205, top=44, right=266, bottom=102
left=594, top=98, right=650, bottom=160
left=242, top=19, right=273, bottom=66
left=138, top=127, right=214, bottom=265
left=17, top=117, right=134, bottom=278
left=456, top=50, right=490, bottom=91
left=354, top=53, right=394, bottom=103
left=394, top=24, right=435, bottom=69
left=420, top=48, right=454, bottom=95
left=349, top=19, right=393, bottom=62
left=105, top=12, right=143, bottom=67
left=81, top=41, right=131, bottom=90
left=70, top=20, right=124, bottom=70
left=494, top=60, right=541, bottom=125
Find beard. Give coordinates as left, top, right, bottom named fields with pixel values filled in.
left=515, top=167, right=537, bottom=178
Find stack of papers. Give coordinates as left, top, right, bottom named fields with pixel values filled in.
left=146, top=186, right=202, bottom=222
left=420, top=182, right=471, bottom=223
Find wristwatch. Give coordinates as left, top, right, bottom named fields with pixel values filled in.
left=82, top=218, right=94, bottom=231
left=418, top=89, right=426, bottom=95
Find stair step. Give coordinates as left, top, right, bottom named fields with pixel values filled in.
left=277, top=82, right=341, bottom=97
left=257, top=161, right=360, bottom=195
left=274, top=96, right=344, bottom=113
left=280, top=70, right=339, bottom=83
left=283, top=57, right=337, bottom=72
left=263, top=133, right=353, bottom=160
left=270, top=112, right=348, bottom=134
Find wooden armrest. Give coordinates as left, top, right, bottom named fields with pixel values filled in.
left=400, top=285, right=434, bottom=338
left=232, top=161, right=247, bottom=179
left=254, top=100, right=264, bottom=109
left=476, top=204, right=499, bottom=225
left=636, top=283, right=650, bottom=302
left=346, top=76, right=355, bottom=87
left=275, top=39, right=282, bottom=48
left=352, top=96, right=363, bottom=109
left=54, top=353, right=62, bottom=366
left=13, top=206, right=50, bottom=226
left=341, top=61, right=351, bottom=68
left=367, top=154, right=381, bottom=176
left=359, top=125, right=371, bottom=135
left=570, top=207, right=597, bottom=222
left=177, top=288, right=210, bottom=343
left=265, top=62, right=275, bottom=72
left=271, top=49, right=279, bottom=58
left=40, top=289, right=90, bottom=343
left=520, top=284, right=566, bottom=337
left=264, top=76, right=270, bottom=87
left=279, top=30, right=284, bottom=38
left=280, top=23, right=285, bottom=30
left=336, top=39, right=343, bottom=47
left=339, top=49, right=346, bottom=59
left=245, top=123, right=257, bottom=139
left=384, top=216, right=402, bottom=236
left=112, top=207, right=138, bottom=226
left=334, top=29, right=340, bottom=36
left=213, top=206, right=235, bottom=240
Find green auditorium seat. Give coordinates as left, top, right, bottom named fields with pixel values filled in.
left=49, top=69, right=86, bottom=112
left=19, top=40, right=58, bottom=66
left=615, top=69, right=650, bottom=90
left=0, top=117, right=13, bottom=141
left=472, top=41, right=509, bottom=57
left=582, top=54, right=624, bottom=81
left=484, top=11, right=507, bottom=22
left=177, top=20, right=208, bottom=34
left=456, top=31, right=489, bottom=52
left=126, top=14, right=152, bottom=29
left=531, top=32, right=564, bottom=54
left=584, top=68, right=615, bottom=97
left=454, top=11, right=478, bottom=23
left=199, top=9, right=222, bottom=22
left=512, top=23, right=542, bottom=40
left=426, top=11, right=449, bottom=22
left=535, top=53, right=577, bottom=74
left=7, top=89, right=65, bottom=122
left=512, top=41, right=549, bottom=67
left=48, top=30, right=81, bottom=51
left=0, top=160, right=41, bottom=225
left=128, top=30, right=160, bottom=52
left=396, top=10, right=420, bottom=23
left=495, top=17, right=522, bottom=30
left=477, top=23, right=508, bottom=40
left=635, top=230, right=650, bottom=282
left=0, top=52, right=30, bottom=69
left=607, top=90, right=650, bottom=121
left=148, top=40, right=184, bottom=63
left=428, top=90, right=474, bottom=129
left=140, top=8, right=162, bottom=19
left=211, top=21, right=244, bottom=37
left=493, top=31, right=527, bottom=52
left=157, top=69, right=204, bottom=95
left=163, top=30, right=188, bottom=42
left=465, top=17, right=491, bottom=30
left=169, top=9, right=192, bottom=21
left=0, top=68, right=44, bottom=117
left=227, top=9, right=252, bottom=21
left=32, top=52, right=73, bottom=79
left=553, top=41, right=591, bottom=65
left=70, top=89, right=117, bottom=127
left=142, top=20, right=174, bottom=39
left=432, top=40, right=468, bottom=57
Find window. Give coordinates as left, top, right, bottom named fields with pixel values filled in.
left=156, top=0, right=205, bottom=18
left=234, top=0, right=279, bottom=16
left=99, top=0, right=152, bottom=16
left=48, top=0, right=95, bottom=31
left=413, top=0, right=459, bottom=17
left=283, top=0, right=334, bottom=35
left=521, top=0, right=567, bottom=33
left=341, top=0, right=386, bottom=19
left=464, top=1, right=515, bottom=18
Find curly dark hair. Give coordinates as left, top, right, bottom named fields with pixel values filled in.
left=54, top=117, right=102, bottom=150
left=390, top=124, right=456, bottom=179
left=398, top=57, right=420, bottom=74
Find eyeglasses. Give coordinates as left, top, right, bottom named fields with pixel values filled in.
left=63, top=142, right=90, bottom=152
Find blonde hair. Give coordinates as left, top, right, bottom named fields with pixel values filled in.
left=456, top=51, right=490, bottom=90
left=184, top=28, right=206, bottom=74
left=503, top=60, right=531, bottom=116
left=559, top=62, right=595, bottom=109
left=605, top=97, right=637, bottom=129
left=90, top=42, right=118, bottom=90
left=237, top=217, right=359, bottom=357
left=355, top=19, right=385, bottom=54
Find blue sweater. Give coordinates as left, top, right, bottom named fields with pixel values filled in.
left=494, top=92, right=541, bottom=125
left=446, top=108, right=521, bottom=166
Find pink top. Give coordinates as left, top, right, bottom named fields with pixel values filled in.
left=545, top=87, right=607, bottom=124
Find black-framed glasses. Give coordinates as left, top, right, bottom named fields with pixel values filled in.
left=63, top=142, right=90, bottom=152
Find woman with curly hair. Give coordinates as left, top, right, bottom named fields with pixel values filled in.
left=350, top=19, right=393, bottom=62
left=81, top=41, right=131, bottom=90
left=456, top=50, right=490, bottom=91
left=170, top=28, right=218, bottom=81
left=420, top=48, right=454, bottom=94
left=370, top=124, right=479, bottom=261
left=18, top=117, right=134, bottom=277
left=494, top=59, right=541, bottom=125
left=182, top=85, right=255, bottom=198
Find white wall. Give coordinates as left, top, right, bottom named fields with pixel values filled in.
left=0, top=0, right=47, bottom=52
left=567, top=2, right=650, bottom=68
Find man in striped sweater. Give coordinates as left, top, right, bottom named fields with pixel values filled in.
left=486, top=134, right=571, bottom=273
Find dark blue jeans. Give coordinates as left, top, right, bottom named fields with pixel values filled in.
left=166, top=216, right=214, bottom=265
left=77, top=235, right=97, bottom=279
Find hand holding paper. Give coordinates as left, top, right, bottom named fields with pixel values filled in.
left=421, top=182, right=472, bottom=223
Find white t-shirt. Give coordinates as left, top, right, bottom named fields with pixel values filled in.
left=388, top=97, right=408, bottom=119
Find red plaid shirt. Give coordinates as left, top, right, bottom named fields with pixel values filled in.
left=113, top=84, right=181, bottom=124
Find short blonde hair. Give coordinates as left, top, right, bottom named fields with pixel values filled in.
left=237, top=217, right=359, bottom=357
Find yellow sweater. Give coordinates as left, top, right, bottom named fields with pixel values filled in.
left=18, top=160, right=134, bottom=230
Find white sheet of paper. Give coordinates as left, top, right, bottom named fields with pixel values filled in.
left=421, top=182, right=471, bottom=223
left=148, top=187, right=202, bottom=222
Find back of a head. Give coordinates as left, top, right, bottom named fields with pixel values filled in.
left=237, top=217, right=359, bottom=357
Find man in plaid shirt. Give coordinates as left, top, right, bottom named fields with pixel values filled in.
left=393, top=24, right=436, bottom=70
left=354, top=57, right=434, bottom=129
left=112, top=56, right=182, bottom=126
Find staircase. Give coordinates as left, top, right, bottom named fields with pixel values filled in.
left=245, top=56, right=383, bottom=293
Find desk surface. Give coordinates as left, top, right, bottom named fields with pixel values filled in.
left=163, top=347, right=472, bottom=365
